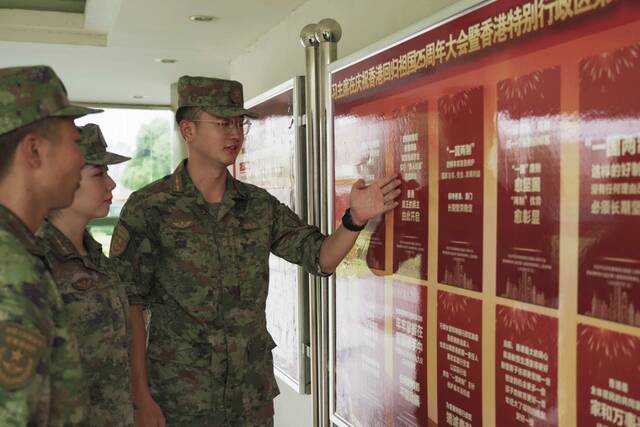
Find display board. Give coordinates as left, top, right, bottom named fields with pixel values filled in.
left=328, top=0, right=640, bottom=425
left=234, top=77, right=309, bottom=393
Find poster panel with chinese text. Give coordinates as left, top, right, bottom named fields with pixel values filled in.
left=328, top=1, right=640, bottom=426
left=393, top=103, right=429, bottom=281
left=496, top=67, right=561, bottom=308
left=578, top=43, right=640, bottom=327
left=577, top=324, right=640, bottom=426
left=392, top=280, right=428, bottom=426
left=438, top=87, right=484, bottom=291
left=437, top=291, right=482, bottom=427
left=235, top=78, right=308, bottom=392
left=495, top=305, right=558, bottom=426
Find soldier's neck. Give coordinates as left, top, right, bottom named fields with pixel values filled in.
left=49, top=211, right=88, bottom=256
left=186, top=158, right=227, bottom=203
left=0, top=178, right=47, bottom=233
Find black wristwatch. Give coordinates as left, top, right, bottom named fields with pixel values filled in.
left=342, top=208, right=367, bottom=232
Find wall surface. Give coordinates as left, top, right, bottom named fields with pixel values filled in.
left=273, top=377, right=314, bottom=427
left=228, top=1, right=484, bottom=426
left=230, top=0, right=482, bottom=100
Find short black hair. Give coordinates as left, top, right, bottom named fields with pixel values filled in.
left=175, top=107, right=203, bottom=125
left=0, top=119, right=57, bottom=180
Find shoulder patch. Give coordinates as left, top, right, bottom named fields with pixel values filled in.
left=109, top=223, right=130, bottom=257
left=0, top=322, right=45, bottom=390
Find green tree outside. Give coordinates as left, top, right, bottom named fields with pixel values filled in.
left=122, top=118, right=172, bottom=190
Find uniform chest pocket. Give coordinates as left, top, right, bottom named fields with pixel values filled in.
left=162, top=225, right=208, bottom=257
left=236, top=221, right=270, bottom=254
left=160, top=223, right=222, bottom=282
left=60, top=278, right=117, bottom=338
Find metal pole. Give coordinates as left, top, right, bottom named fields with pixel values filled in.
left=315, top=18, right=341, bottom=427
left=315, top=18, right=341, bottom=235
left=299, top=24, right=321, bottom=427
left=300, top=24, right=320, bottom=227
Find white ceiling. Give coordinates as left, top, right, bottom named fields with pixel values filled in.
left=0, top=0, right=308, bottom=105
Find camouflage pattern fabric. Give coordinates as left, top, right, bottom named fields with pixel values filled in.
left=0, top=205, right=88, bottom=426
left=40, top=222, right=133, bottom=427
left=111, top=160, right=329, bottom=426
left=79, top=124, right=130, bottom=166
left=177, top=75, right=258, bottom=118
left=0, top=65, right=100, bottom=136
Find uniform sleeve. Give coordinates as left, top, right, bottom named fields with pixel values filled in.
left=0, top=237, right=87, bottom=426
left=110, top=196, right=156, bottom=307
left=0, top=294, right=49, bottom=425
left=269, top=198, right=332, bottom=277
left=48, top=297, right=90, bottom=427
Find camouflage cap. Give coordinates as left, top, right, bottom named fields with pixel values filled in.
left=177, top=76, right=258, bottom=119
left=79, top=124, right=130, bottom=166
left=0, top=65, right=101, bottom=136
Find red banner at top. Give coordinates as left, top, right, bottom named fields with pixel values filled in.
left=332, top=0, right=627, bottom=103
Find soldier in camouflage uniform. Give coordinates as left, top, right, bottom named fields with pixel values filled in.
left=39, top=123, right=134, bottom=426
left=111, top=76, right=400, bottom=427
left=0, top=65, right=101, bottom=426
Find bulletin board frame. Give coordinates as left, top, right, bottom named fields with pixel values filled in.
left=242, top=76, right=311, bottom=394
left=325, top=0, right=640, bottom=426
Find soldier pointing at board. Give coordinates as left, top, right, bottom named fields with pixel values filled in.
left=111, top=76, right=400, bottom=427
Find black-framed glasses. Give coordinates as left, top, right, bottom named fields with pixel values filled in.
left=192, top=118, right=252, bottom=136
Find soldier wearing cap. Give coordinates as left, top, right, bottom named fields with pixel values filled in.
left=0, top=65, right=101, bottom=425
left=39, top=123, right=133, bottom=427
left=111, top=76, right=400, bottom=426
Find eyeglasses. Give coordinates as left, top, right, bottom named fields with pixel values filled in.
left=191, top=119, right=252, bottom=136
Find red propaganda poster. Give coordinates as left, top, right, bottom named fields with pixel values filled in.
left=437, top=291, right=482, bottom=427
left=391, top=102, right=429, bottom=281
left=577, top=324, right=640, bottom=426
left=438, top=87, right=484, bottom=292
left=392, top=281, right=428, bottom=426
left=334, top=113, right=387, bottom=272
left=578, top=42, right=640, bottom=327
left=496, top=67, right=561, bottom=309
left=330, top=1, right=640, bottom=426
left=335, top=276, right=388, bottom=427
left=495, top=306, right=558, bottom=427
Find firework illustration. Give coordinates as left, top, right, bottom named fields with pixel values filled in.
left=497, top=305, right=540, bottom=335
left=581, top=43, right=640, bottom=84
left=498, top=71, right=543, bottom=104
left=578, top=324, right=639, bottom=362
left=438, top=89, right=473, bottom=119
left=438, top=291, right=469, bottom=317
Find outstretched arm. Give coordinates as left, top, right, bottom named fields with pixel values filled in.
left=318, top=175, right=400, bottom=273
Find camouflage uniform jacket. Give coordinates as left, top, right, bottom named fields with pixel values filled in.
left=40, top=222, right=133, bottom=427
left=111, top=160, right=329, bottom=426
left=0, top=205, right=88, bottom=426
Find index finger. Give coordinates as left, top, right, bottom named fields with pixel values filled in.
left=374, top=174, right=399, bottom=188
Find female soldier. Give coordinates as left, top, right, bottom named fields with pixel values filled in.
left=40, top=123, right=134, bottom=427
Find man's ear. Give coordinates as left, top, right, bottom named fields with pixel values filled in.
left=179, top=120, right=195, bottom=142
left=18, top=133, right=46, bottom=169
